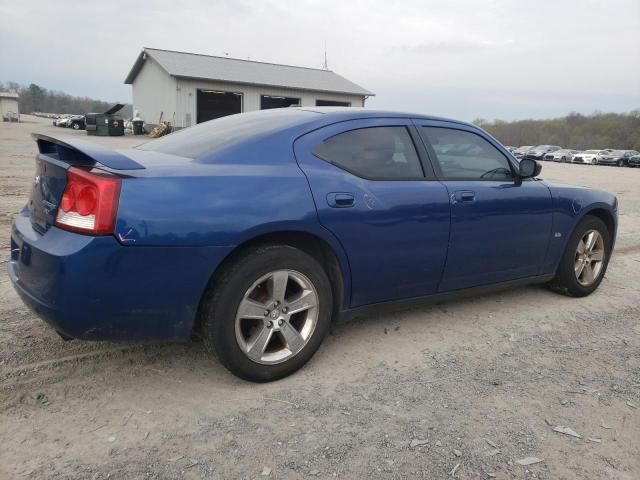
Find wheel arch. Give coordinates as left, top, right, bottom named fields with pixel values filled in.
left=580, top=207, right=616, bottom=250
left=192, top=229, right=350, bottom=338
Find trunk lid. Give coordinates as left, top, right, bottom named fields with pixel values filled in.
left=28, top=156, right=68, bottom=234
left=27, top=134, right=145, bottom=234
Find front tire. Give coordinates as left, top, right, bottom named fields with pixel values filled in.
left=548, top=215, right=611, bottom=297
left=202, top=245, right=333, bottom=382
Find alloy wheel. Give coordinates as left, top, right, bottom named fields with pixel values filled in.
left=574, top=229, right=605, bottom=286
left=235, top=270, right=319, bottom=365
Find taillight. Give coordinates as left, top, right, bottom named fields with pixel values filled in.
left=55, top=167, right=121, bottom=235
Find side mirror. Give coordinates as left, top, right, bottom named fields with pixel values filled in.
left=519, top=158, right=542, bottom=179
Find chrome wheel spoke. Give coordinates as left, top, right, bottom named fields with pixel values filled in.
left=582, top=262, right=595, bottom=284
left=271, top=271, right=289, bottom=303
left=246, top=326, right=273, bottom=361
left=238, top=298, right=267, bottom=319
left=590, top=250, right=604, bottom=261
left=286, top=290, right=317, bottom=314
left=576, top=239, right=586, bottom=255
left=280, top=321, right=305, bottom=353
left=585, top=231, right=599, bottom=252
left=575, top=259, right=586, bottom=278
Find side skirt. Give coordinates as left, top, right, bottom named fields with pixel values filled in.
left=338, top=273, right=555, bottom=322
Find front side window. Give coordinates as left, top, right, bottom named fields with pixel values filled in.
left=422, top=127, right=514, bottom=180
left=313, top=127, right=424, bottom=179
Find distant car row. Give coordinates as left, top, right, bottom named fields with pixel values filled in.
left=505, top=145, right=640, bottom=167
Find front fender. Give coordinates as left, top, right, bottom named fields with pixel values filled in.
left=542, top=182, right=617, bottom=274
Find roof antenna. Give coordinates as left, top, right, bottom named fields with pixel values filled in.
left=323, top=41, right=328, bottom=70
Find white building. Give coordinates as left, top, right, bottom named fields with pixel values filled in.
left=124, top=48, right=374, bottom=127
left=0, top=92, right=19, bottom=120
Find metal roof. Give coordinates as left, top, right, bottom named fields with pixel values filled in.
left=0, top=91, right=19, bottom=99
left=125, top=48, right=374, bottom=97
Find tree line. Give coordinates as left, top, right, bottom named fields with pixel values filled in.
left=0, top=81, right=132, bottom=117
left=474, top=110, right=640, bottom=150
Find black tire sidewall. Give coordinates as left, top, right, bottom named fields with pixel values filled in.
left=552, top=215, right=611, bottom=296
left=203, top=245, right=333, bottom=382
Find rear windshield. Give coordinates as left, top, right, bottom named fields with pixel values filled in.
left=137, top=109, right=318, bottom=159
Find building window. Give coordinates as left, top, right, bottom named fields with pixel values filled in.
left=260, top=95, right=300, bottom=109
left=316, top=99, right=351, bottom=107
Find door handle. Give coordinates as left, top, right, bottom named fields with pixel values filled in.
left=327, top=192, right=355, bottom=208
left=453, top=190, right=475, bottom=203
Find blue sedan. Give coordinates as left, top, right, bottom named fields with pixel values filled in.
left=9, top=108, right=617, bottom=381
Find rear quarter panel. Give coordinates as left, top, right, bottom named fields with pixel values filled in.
left=113, top=142, right=353, bottom=307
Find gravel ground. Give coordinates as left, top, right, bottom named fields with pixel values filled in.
left=1, top=116, right=638, bottom=479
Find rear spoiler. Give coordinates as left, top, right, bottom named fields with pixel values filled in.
left=32, top=133, right=145, bottom=170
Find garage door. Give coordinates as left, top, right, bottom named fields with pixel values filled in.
left=260, top=95, right=300, bottom=109
left=316, top=99, right=351, bottom=107
left=197, top=90, right=242, bottom=123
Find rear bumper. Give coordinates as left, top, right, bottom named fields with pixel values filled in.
left=9, top=209, right=233, bottom=341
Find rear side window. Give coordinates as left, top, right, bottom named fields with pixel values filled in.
left=137, top=109, right=318, bottom=159
left=422, top=127, right=514, bottom=180
left=313, top=127, right=424, bottom=179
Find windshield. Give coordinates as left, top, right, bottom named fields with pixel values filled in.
left=138, top=109, right=318, bottom=159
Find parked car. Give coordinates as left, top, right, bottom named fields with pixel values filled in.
left=524, top=145, right=562, bottom=160
left=628, top=153, right=640, bottom=167
left=69, top=115, right=86, bottom=130
left=2, top=111, right=19, bottom=122
left=54, top=115, right=73, bottom=127
left=544, top=149, right=578, bottom=163
left=572, top=150, right=606, bottom=165
left=513, top=146, right=534, bottom=159
left=8, top=109, right=618, bottom=381
left=597, top=150, right=640, bottom=167
left=505, top=146, right=517, bottom=153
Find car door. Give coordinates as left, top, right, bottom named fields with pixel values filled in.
left=416, top=121, right=554, bottom=292
left=294, top=118, right=451, bottom=307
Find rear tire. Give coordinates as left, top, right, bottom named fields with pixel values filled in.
left=617, top=159, right=624, bottom=167
left=72, top=122, right=80, bottom=130
left=548, top=215, right=611, bottom=297
left=202, top=245, right=333, bottom=382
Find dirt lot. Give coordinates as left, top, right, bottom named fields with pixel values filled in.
left=1, top=116, right=639, bottom=479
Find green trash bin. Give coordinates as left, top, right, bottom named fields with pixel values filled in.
left=85, top=104, right=125, bottom=136
left=107, top=116, right=124, bottom=136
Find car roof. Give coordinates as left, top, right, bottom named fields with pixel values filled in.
left=294, top=107, right=473, bottom=127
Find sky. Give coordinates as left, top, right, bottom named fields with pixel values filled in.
left=1, top=0, right=638, bottom=121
